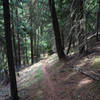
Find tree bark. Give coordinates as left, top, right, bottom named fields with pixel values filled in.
left=49, top=0, right=66, bottom=59
left=12, top=28, right=18, bottom=67
left=78, top=0, right=85, bottom=54
left=11, top=6, right=18, bottom=68
left=25, top=36, right=29, bottom=65
left=30, top=29, right=34, bottom=64
left=3, top=0, right=19, bottom=100
left=59, top=0, right=64, bottom=50
left=15, top=8, right=21, bottom=67
left=67, top=36, right=72, bottom=54
left=29, top=3, right=34, bottom=64
left=96, top=0, right=100, bottom=41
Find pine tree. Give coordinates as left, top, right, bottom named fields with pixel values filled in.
left=3, top=0, right=19, bottom=99
left=49, top=0, right=66, bottom=59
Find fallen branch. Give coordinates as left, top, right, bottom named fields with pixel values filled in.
left=74, top=67, right=100, bottom=81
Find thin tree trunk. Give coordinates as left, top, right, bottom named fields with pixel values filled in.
left=10, top=0, right=18, bottom=68
left=25, top=36, right=29, bottom=65
left=12, top=28, right=18, bottom=67
left=3, top=0, right=19, bottom=100
left=17, top=26, right=21, bottom=67
left=59, top=0, right=64, bottom=50
left=29, top=3, right=34, bottom=64
left=96, top=0, right=100, bottom=41
left=30, top=18, right=34, bottom=64
left=15, top=8, right=21, bottom=67
left=34, top=30, right=36, bottom=62
left=11, top=7, right=18, bottom=68
left=67, top=36, right=72, bottom=54
left=30, top=27, right=34, bottom=64
left=36, top=28, right=40, bottom=60
left=61, top=30, right=64, bottom=50
left=78, top=0, right=85, bottom=54
left=49, top=0, right=66, bottom=59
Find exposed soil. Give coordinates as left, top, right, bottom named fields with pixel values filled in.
left=1, top=44, right=100, bottom=100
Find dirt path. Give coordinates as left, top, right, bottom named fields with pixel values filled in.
left=40, top=53, right=100, bottom=100
left=41, top=60, right=58, bottom=100
left=41, top=60, right=76, bottom=100
left=1, top=48, right=100, bottom=100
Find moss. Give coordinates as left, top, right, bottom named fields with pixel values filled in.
left=94, top=56, right=100, bottom=62
left=19, top=67, right=43, bottom=88
left=91, top=56, right=100, bottom=70
left=33, top=67, right=43, bottom=84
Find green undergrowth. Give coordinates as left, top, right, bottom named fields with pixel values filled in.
left=34, top=67, right=43, bottom=84
left=20, top=66, right=43, bottom=89
left=84, top=82, right=100, bottom=100
left=91, top=56, right=100, bottom=70
left=76, top=82, right=100, bottom=100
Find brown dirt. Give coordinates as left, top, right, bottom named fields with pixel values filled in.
left=20, top=51, right=100, bottom=100
left=1, top=45, right=100, bottom=100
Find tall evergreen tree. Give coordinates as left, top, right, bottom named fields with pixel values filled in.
left=49, top=0, right=66, bottom=59
left=29, top=2, right=34, bottom=64
left=78, top=0, right=86, bottom=54
left=3, top=0, right=19, bottom=100
left=15, top=7, right=21, bottom=67
left=96, top=0, right=100, bottom=41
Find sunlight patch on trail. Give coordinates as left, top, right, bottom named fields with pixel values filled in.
left=17, top=53, right=58, bottom=90
left=77, top=78, right=93, bottom=88
left=64, top=72, right=77, bottom=81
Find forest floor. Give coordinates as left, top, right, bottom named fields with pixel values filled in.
left=1, top=43, right=100, bottom=100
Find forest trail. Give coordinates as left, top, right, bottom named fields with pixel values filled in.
left=1, top=0, right=100, bottom=99
left=41, top=60, right=58, bottom=100
left=1, top=45, right=100, bottom=100
left=20, top=44, right=100, bottom=100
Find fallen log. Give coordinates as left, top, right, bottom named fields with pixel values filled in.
left=74, top=67, right=100, bottom=81
left=80, top=70, right=100, bottom=81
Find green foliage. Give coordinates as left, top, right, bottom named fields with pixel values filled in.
left=85, top=0, right=97, bottom=33
left=91, top=56, right=100, bottom=70
left=0, top=0, right=99, bottom=71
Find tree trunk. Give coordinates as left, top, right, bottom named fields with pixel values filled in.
left=3, top=0, right=19, bottom=100
left=29, top=3, right=34, bottom=64
left=30, top=19, right=34, bottom=64
left=59, top=0, right=64, bottom=50
left=11, top=6, right=18, bottom=68
left=49, top=0, right=66, bottom=59
left=15, top=8, right=21, bottom=68
left=25, top=36, right=29, bottom=65
left=67, top=36, right=72, bottom=55
left=78, top=0, right=85, bottom=54
left=30, top=30, right=34, bottom=64
left=96, top=0, right=100, bottom=41
left=12, top=28, right=18, bottom=67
